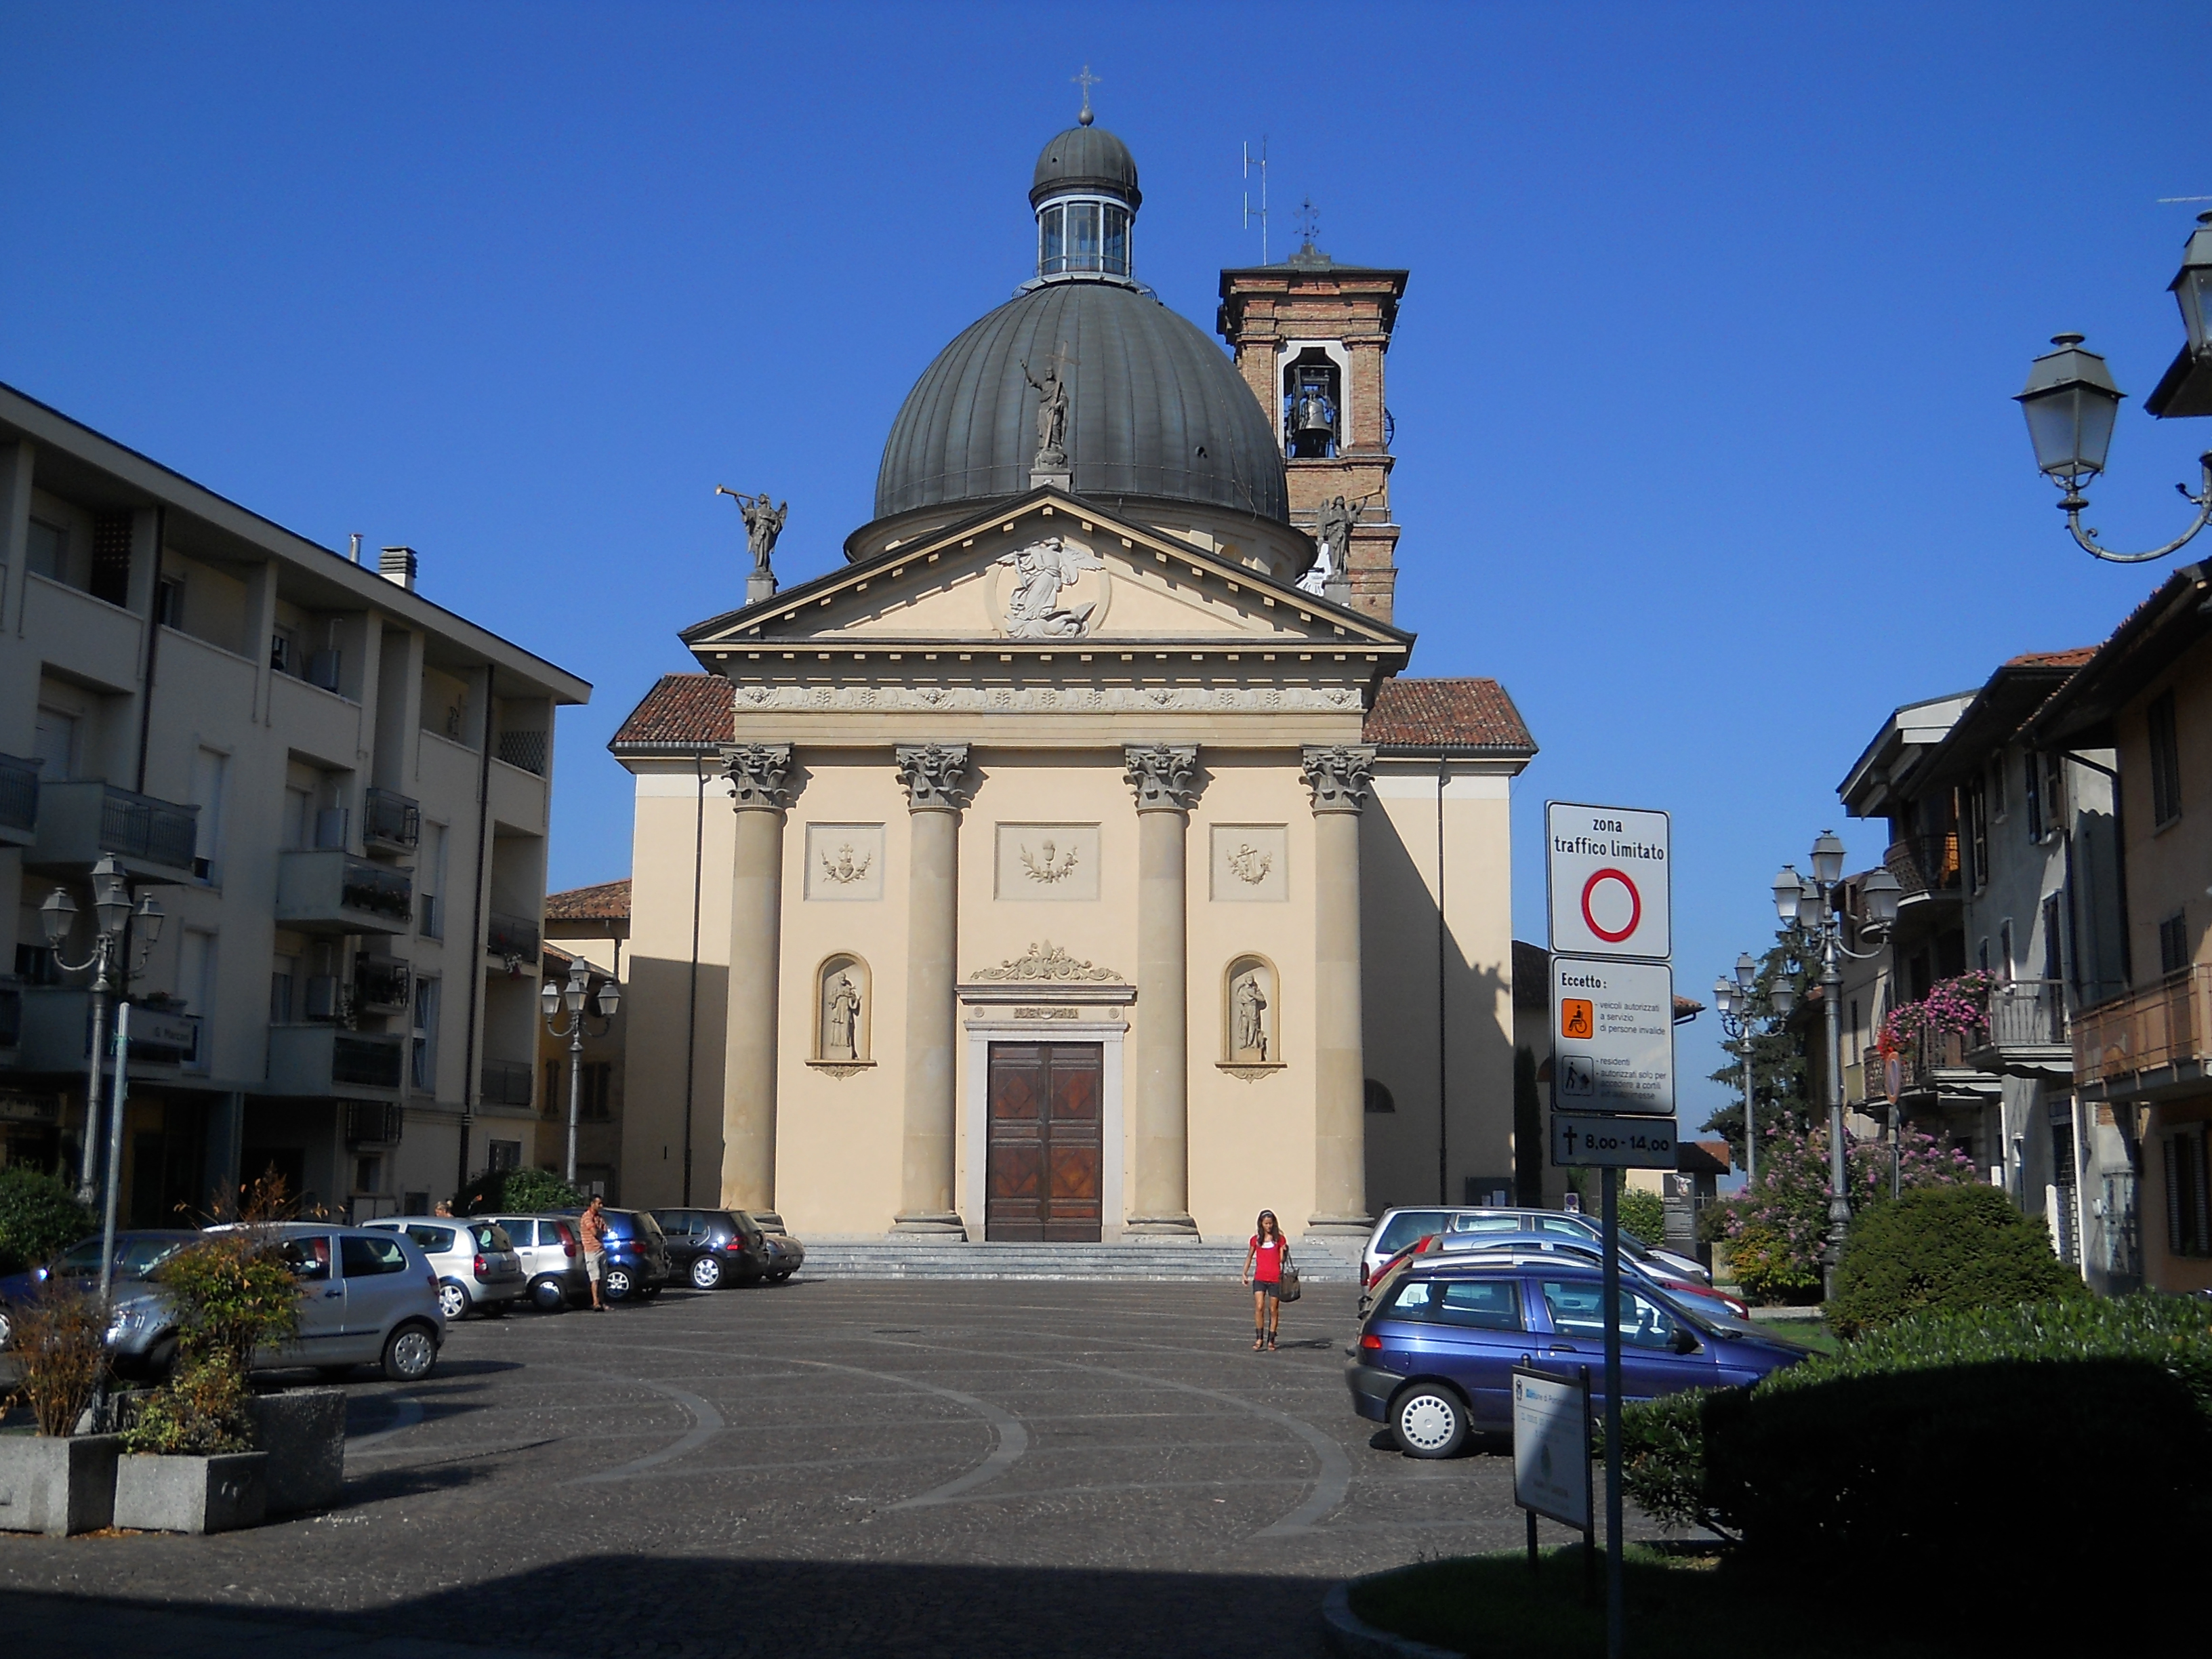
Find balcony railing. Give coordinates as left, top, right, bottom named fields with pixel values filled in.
left=268, top=1025, right=406, bottom=1097
left=0, top=752, right=41, bottom=843
left=275, top=849, right=414, bottom=937
left=33, top=779, right=199, bottom=879
left=1885, top=833, right=1961, bottom=899
left=486, top=912, right=539, bottom=962
left=353, top=956, right=413, bottom=1015
left=1894, top=1025, right=1981, bottom=1097
left=361, top=787, right=421, bottom=853
left=2073, top=966, right=2212, bottom=1092
left=480, top=1059, right=535, bottom=1107
left=1982, top=979, right=2067, bottom=1050
left=496, top=730, right=549, bottom=776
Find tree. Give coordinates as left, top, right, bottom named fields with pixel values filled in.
left=1512, top=1046, right=1543, bottom=1205
left=1701, top=931, right=1817, bottom=1168
left=454, top=1166, right=585, bottom=1216
left=0, top=1168, right=94, bottom=1276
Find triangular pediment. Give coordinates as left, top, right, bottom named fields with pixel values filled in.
left=681, top=489, right=1410, bottom=659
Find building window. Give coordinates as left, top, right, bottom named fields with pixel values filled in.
left=419, top=822, right=447, bottom=939
left=1963, top=775, right=1989, bottom=891
left=26, top=518, right=68, bottom=581
left=191, top=745, right=226, bottom=882
left=155, top=575, right=185, bottom=629
left=411, top=977, right=441, bottom=1091
left=544, top=1059, right=561, bottom=1116
left=1999, top=920, right=2015, bottom=980
left=2159, top=912, right=2190, bottom=978
left=270, top=953, right=298, bottom=1025
left=2165, top=1124, right=2211, bottom=1258
left=1364, top=1078, right=1395, bottom=1114
left=2024, top=753, right=2043, bottom=842
left=2043, top=750, right=2066, bottom=834
left=582, top=1062, right=612, bottom=1122
left=2149, top=689, right=2182, bottom=827
left=488, top=1139, right=522, bottom=1173
left=2041, top=894, right=2066, bottom=985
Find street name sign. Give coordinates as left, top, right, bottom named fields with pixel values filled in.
left=1512, top=1367, right=1592, bottom=1530
left=1550, top=1111, right=1679, bottom=1170
left=1549, top=954, right=1675, bottom=1114
left=1545, top=801, right=1672, bottom=961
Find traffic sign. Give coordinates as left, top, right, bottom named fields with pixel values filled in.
left=1549, top=955, right=1675, bottom=1115
left=1550, top=1111, right=1679, bottom=1170
left=1546, top=802, right=1671, bottom=961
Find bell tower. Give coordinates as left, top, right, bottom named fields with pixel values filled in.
left=1218, top=233, right=1409, bottom=623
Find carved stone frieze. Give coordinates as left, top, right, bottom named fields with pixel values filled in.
left=1301, top=744, right=1377, bottom=814
left=726, top=683, right=1365, bottom=715
left=969, top=941, right=1122, bottom=983
left=893, top=743, right=972, bottom=811
left=721, top=742, right=794, bottom=811
left=1124, top=743, right=1200, bottom=812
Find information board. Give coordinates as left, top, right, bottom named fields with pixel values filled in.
left=1546, top=801, right=1672, bottom=961
left=1512, top=1367, right=1592, bottom=1530
left=1549, top=955, right=1675, bottom=1115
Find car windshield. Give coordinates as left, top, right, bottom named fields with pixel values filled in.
left=47, top=1237, right=185, bottom=1277
left=470, top=1223, right=509, bottom=1250
left=1374, top=1210, right=1450, bottom=1255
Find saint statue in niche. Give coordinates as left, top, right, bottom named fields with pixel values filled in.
left=823, top=970, right=863, bottom=1060
left=1232, top=968, right=1269, bottom=1061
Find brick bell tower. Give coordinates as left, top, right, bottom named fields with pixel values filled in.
left=1218, top=237, right=1410, bottom=623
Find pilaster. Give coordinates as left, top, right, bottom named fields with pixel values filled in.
left=1303, top=743, right=1376, bottom=1235
left=720, top=741, right=792, bottom=1212
left=1124, top=743, right=1201, bottom=1237
left=893, top=741, right=972, bottom=1235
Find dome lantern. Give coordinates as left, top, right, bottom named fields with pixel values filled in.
left=1031, top=102, right=1139, bottom=281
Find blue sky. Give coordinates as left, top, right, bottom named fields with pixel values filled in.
left=5, top=3, right=2207, bottom=1127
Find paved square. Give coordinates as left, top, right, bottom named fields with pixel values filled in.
left=2, top=1279, right=1590, bottom=1658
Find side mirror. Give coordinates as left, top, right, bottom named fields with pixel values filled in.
left=1671, top=1326, right=1700, bottom=1355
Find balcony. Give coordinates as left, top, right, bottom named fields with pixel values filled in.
left=496, top=730, right=548, bottom=777
left=2073, top=966, right=2212, bottom=1101
left=1893, top=1024, right=1999, bottom=1105
left=344, top=1100, right=404, bottom=1147
left=485, top=911, right=539, bottom=962
left=267, top=1026, right=406, bottom=1098
left=1884, top=834, right=1961, bottom=903
left=362, top=787, right=421, bottom=854
left=1969, top=979, right=2071, bottom=1079
left=15, top=989, right=202, bottom=1073
left=275, top=849, right=414, bottom=937
left=353, top=956, right=413, bottom=1016
left=30, top=780, right=199, bottom=882
left=480, top=1059, right=535, bottom=1108
left=0, top=753, right=41, bottom=848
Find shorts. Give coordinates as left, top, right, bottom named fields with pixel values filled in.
left=1252, top=1279, right=1281, bottom=1299
left=586, top=1251, right=605, bottom=1280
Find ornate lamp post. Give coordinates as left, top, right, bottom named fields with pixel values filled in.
left=1713, top=951, right=1796, bottom=1190
left=1772, top=837, right=1902, bottom=1297
left=541, top=958, right=620, bottom=1186
left=41, top=856, right=164, bottom=1207
left=2017, top=211, right=2212, bottom=562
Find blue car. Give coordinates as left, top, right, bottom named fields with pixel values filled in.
left=560, top=1207, right=672, bottom=1303
left=1347, top=1256, right=1806, bottom=1458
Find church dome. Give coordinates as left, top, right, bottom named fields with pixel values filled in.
left=872, top=280, right=1288, bottom=526
left=1030, top=124, right=1141, bottom=209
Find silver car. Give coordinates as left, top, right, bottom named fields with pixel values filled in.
left=363, top=1216, right=527, bottom=1321
left=1360, top=1205, right=1713, bottom=1290
left=106, top=1223, right=445, bottom=1383
left=478, top=1213, right=589, bottom=1311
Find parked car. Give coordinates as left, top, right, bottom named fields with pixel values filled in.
left=653, top=1208, right=769, bottom=1290
left=1360, top=1206, right=1710, bottom=1289
left=561, top=1206, right=671, bottom=1303
left=478, top=1212, right=588, bottom=1311
left=1346, top=1256, right=1803, bottom=1458
left=758, top=1221, right=804, bottom=1283
left=361, top=1216, right=527, bottom=1320
left=0, top=1229, right=198, bottom=1349
left=1429, top=1231, right=1751, bottom=1322
left=106, top=1223, right=445, bottom=1383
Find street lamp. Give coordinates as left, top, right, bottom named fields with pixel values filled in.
left=1713, top=951, right=1784, bottom=1189
left=542, top=958, right=621, bottom=1185
left=41, top=856, right=165, bottom=1208
left=2017, top=212, right=2212, bottom=563
left=1773, top=838, right=1902, bottom=1298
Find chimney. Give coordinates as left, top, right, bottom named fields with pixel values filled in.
left=379, top=546, right=417, bottom=592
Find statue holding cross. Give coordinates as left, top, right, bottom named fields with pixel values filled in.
left=1022, top=344, right=1076, bottom=471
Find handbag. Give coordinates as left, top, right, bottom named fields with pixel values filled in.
left=1278, top=1256, right=1302, bottom=1303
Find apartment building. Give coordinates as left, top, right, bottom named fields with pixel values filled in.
left=0, top=382, right=589, bottom=1223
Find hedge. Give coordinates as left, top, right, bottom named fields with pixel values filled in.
left=1617, top=1186, right=1666, bottom=1246
left=0, top=1168, right=94, bottom=1276
left=453, top=1166, right=585, bottom=1216
left=1826, top=1182, right=2085, bottom=1338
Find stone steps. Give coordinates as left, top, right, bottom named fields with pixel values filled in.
left=792, top=1237, right=1364, bottom=1283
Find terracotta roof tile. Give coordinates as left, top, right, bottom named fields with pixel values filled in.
left=609, top=674, right=732, bottom=751
left=546, top=878, right=631, bottom=922
left=2004, top=647, right=2096, bottom=669
left=1364, top=678, right=1536, bottom=754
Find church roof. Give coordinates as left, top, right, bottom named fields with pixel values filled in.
left=546, top=878, right=632, bottom=922
left=608, top=672, right=732, bottom=754
left=1363, top=678, right=1536, bottom=756
left=1031, top=123, right=1140, bottom=208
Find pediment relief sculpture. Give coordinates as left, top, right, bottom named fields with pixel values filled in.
left=991, top=535, right=1107, bottom=639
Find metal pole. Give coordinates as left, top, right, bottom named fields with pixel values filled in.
left=565, top=1011, right=583, bottom=1185
left=1822, top=924, right=1849, bottom=1298
left=1741, top=1044, right=1757, bottom=1189
left=98, top=1004, right=130, bottom=1315
left=1601, top=1166, right=1624, bottom=1659
left=75, top=937, right=112, bottom=1206
left=1889, top=1103, right=1902, bottom=1200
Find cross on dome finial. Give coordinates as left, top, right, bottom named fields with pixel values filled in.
left=1073, top=63, right=1100, bottom=125
left=1294, top=195, right=1320, bottom=245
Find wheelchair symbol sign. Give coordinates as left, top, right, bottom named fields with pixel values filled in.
left=1559, top=998, right=1594, bottom=1040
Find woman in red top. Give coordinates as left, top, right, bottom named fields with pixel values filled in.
left=1242, top=1210, right=1289, bottom=1351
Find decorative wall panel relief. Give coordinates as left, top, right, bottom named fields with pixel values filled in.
left=1210, top=825, right=1288, bottom=902
left=994, top=823, right=1101, bottom=901
left=812, top=954, right=872, bottom=1076
left=804, top=823, right=885, bottom=901
left=1222, top=955, right=1283, bottom=1080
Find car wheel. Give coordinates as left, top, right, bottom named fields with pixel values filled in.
left=1392, top=1385, right=1469, bottom=1459
left=690, top=1255, right=724, bottom=1290
left=601, top=1265, right=636, bottom=1302
left=437, top=1280, right=471, bottom=1321
left=143, top=1335, right=180, bottom=1383
left=382, top=1321, right=439, bottom=1382
left=769, top=1269, right=793, bottom=1284
left=529, top=1277, right=567, bottom=1312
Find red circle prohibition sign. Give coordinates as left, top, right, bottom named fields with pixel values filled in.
left=1580, top=867, right=1642, bottom=944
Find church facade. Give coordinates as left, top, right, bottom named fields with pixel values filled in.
left=607, top=114, right=1534, bottom=1242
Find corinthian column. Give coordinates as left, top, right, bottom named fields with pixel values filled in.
left=721, top=743, right=792, bottom=1212
left=1303, top=743, right=1376, bottom=1235
left=1124, top=743, right=1200, bottom=1237
left=893, top=742, right=972, bottom=1235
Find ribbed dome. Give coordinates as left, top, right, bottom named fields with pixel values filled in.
left=1030, top=124, right=1141, bottom=208
left=873, top=280, right=1288, bottom=524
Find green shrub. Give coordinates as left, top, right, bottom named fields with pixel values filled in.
left=1618, top=1385, right=1721, bottom=1534
left=2, top=1284, right=107, bottom=1436
left=123, top=1356, right=251, bottom=1455
left=0, top=1167, right=94, bottom=1276
left=1827, top=1182, right=2086, bottom=1337
left=453, top=1165, right=584, bottom=1216
left=152, top=1230, right=302, bottom=1374
left=1617, top=1186, right=1666, bottom=1246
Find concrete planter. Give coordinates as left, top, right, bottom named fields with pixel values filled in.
left=0, top=1432, right=121, bottom=1536
left=112, top=1450, right=266, bottom=1534
left=244, top=1388, right=346, bottom=1515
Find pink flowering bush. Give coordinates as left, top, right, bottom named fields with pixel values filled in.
left=1877, top=971, right=1996, bottom=1054
left=1710, top=1119, right=1978, bottom=1303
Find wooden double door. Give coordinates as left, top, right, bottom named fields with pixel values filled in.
left=985, top=1043, right=1103, bottom=1242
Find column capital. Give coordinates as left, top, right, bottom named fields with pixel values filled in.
left=721, top=742, right=794, bottom=811
left=1302, top=744, right=1376, bottom=814
left=1124, top=743, right=1200, bottom=812
left=895, top=742, right=972, bottom=812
